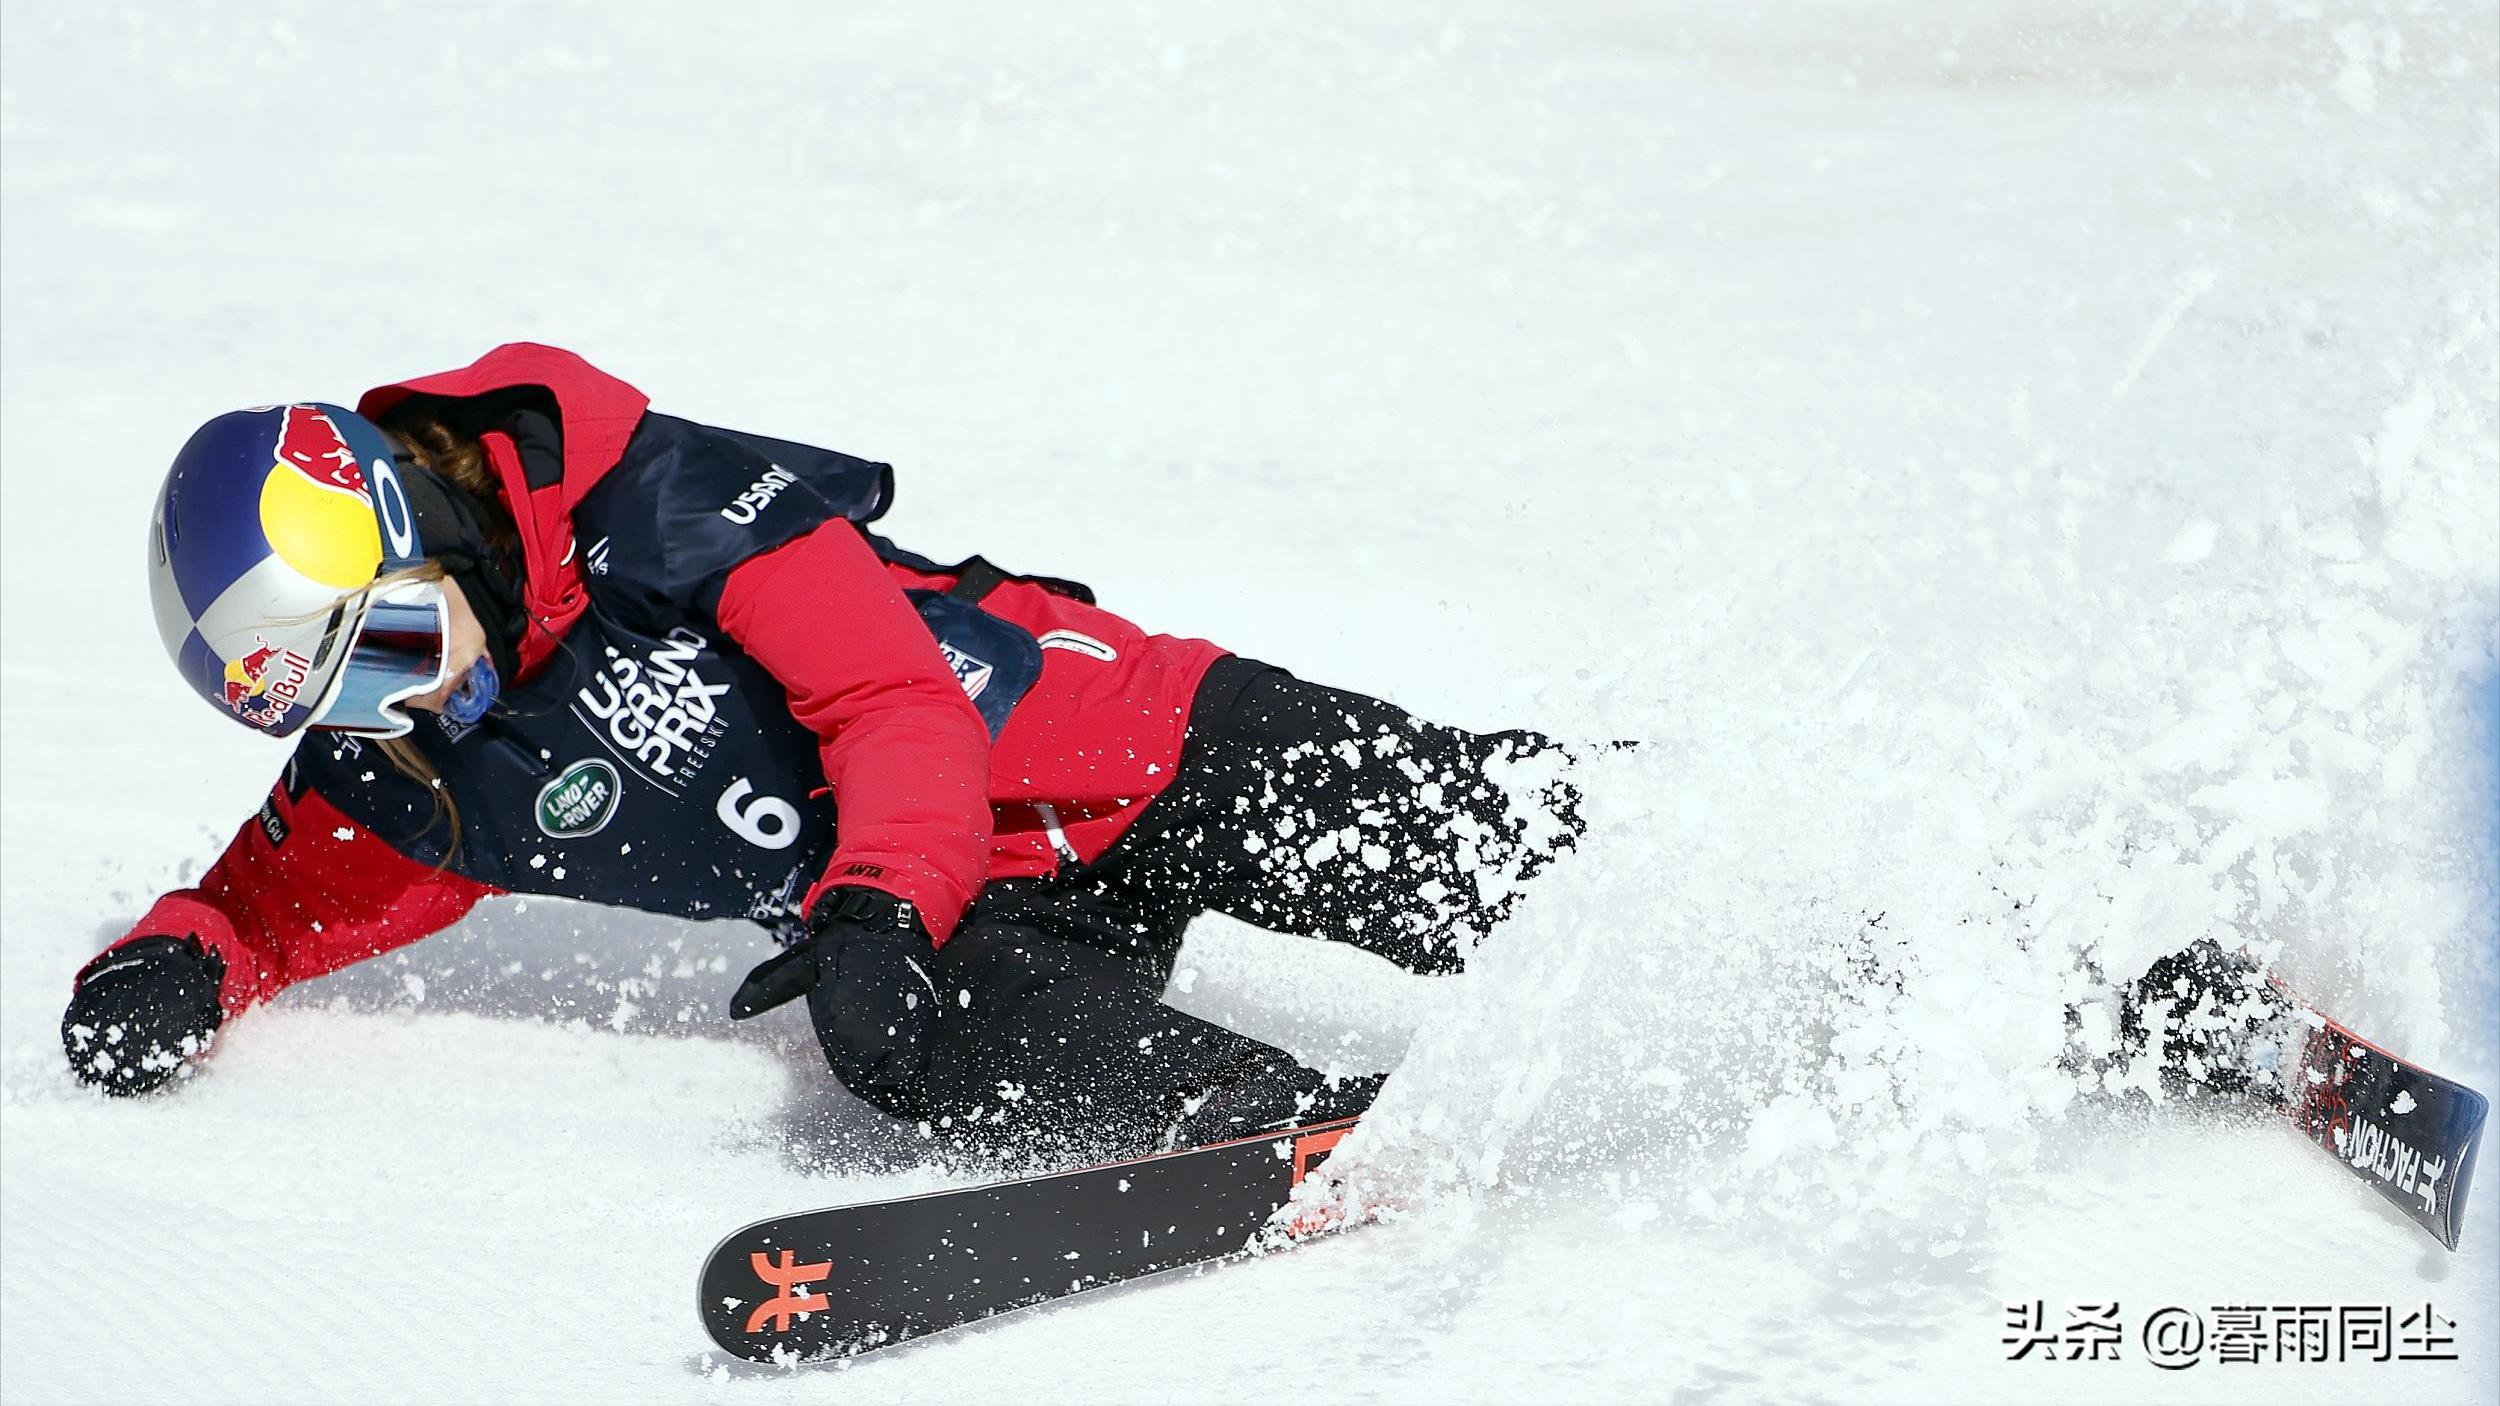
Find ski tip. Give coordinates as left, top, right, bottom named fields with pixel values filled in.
left=2437, top=1086, right=2488, bottom=1252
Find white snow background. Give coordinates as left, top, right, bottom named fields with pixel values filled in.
left=2, top=1, right=2495, bottom=1402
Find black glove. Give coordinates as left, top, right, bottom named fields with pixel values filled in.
left=60, top=935, right=226, bottom=1096
left=729, top=887, right=942, bottom=1090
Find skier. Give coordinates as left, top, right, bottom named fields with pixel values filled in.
left=65, top=343, right=1584, bottom=1156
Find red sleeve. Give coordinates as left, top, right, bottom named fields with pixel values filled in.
left=89, top=782, right=499, bottom=1017
left=714, top=520, right=992, bottom=944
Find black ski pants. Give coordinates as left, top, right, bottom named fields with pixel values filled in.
left=859, top=656, right=1584, bottom=1155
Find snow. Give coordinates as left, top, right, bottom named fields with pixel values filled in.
left=3, top=0, right=2495, bottom=1401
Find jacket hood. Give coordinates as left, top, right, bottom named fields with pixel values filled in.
left=358, top=341, right=650, bottom=513
left=357, top=343, right=653, bottom=676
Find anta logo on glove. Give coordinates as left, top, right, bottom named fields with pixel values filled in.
left=719, top=465, right=801, bottom=525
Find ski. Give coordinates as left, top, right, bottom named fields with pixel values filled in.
left=698, top=1117, right=1366, bottom=1364
left=2270, top=979, right=2488, bottom=1250
left=2129, top=941, right=2487, bottom=1250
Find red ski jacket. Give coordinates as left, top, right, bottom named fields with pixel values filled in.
left=96, top=345, right=1227, bottom=1016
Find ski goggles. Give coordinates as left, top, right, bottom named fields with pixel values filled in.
left=303, top=578, right=454, bottom=738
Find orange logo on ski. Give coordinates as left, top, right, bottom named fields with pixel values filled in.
left=1290, top=1123, right=1352, bottom=1184
left=746, top=1249, right=833, bottom=1333
left=1282, top=1122, right=1357, bottom=1239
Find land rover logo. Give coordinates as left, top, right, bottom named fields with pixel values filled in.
left=535, top=759, right=621, bottom=839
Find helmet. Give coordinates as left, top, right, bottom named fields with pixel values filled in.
left=148, top=403, right=453, bottom=739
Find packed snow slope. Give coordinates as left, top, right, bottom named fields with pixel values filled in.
left=4, top=1, right=2495, bottom=1401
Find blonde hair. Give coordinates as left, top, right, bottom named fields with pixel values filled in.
left=377, top=405, right=518, bottom=555
left=354, top=405, right=522, bottom=864
left=343, top=561, right=467, bottom=861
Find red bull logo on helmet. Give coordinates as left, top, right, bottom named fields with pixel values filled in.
left=258, top=406, right=385, bottom=591
left=222, top=638, right=283, bottom=705
left=221, top=632, right=315, bottom=727
left=276, top=405, right=369, bottom=498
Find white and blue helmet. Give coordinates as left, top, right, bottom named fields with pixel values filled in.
left=148, top=403, right=451, bottom=738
